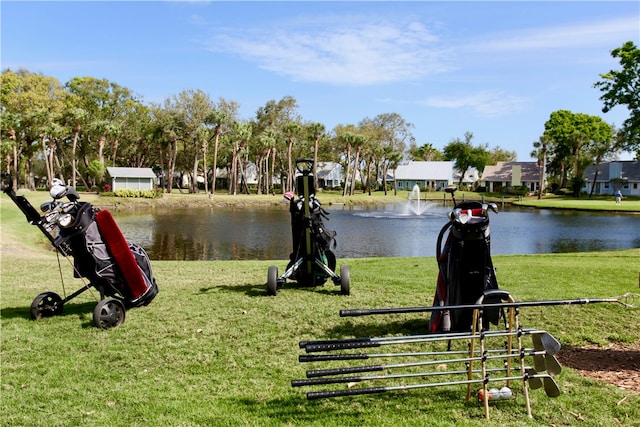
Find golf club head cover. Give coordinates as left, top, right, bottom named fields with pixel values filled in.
left=95, top=209, right=148, bottom=299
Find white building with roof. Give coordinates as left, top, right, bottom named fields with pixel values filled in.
left=392, top=161, right=455, bottom=191
left=106, top=167, right=157, bottom=191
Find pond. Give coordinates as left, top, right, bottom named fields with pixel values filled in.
left=112, top=202, right=640, bottom=261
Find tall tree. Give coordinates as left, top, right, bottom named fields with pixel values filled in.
left=443, top=132, right=489, bottom=187
left=408, top=142, right=443, bottom=161
left=1, top=69, right=66, bottom=189
left=543, top=110, right=614, bottom=196
left=594, top=41, right=640, bottom=158
left=530, top=137, right=548, bottom=199
left=65, top=77, right=139, bottom=187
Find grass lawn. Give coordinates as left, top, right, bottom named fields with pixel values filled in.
left=1, top=192, right=639, bottom=426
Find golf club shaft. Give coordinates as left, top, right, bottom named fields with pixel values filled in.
left=299, top=346, right=534, bottom=362
left=299, top=328, right=536, bottom=349
left=304, top=329, right=547, bottom=353
left=306, top=349, right=549, bottom=378
left=306, top=373, right=557, bottom=400
left=340, top=293, right=638, bottom=317
left=293, top=365, right=534, bottom=387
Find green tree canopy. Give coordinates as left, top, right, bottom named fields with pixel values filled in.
left=594, top=41, right=640, bottom=158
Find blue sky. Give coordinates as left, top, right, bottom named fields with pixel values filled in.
left=2, top=1, right=638, bottom=161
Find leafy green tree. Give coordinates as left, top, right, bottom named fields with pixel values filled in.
left=443, top=132, right=490, bottom=187
left=488, top=146, right=517, bottom=164
left=408, top=142, right=443, bottom=161
left=530, top=136, right=549, bottom=199
left=594, top=41, right=640, bottom=158
left=65, top=77, right=140, bottom=188
left=254, top=97, right=301, bottom=192
left=543, top=110, right=614, bottom=196
left=205, top=99, right=239, bottom=194
left=1, top=69, right=66, bottom=188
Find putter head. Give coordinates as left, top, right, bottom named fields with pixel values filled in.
left=488, top=203, right=498, bottom=214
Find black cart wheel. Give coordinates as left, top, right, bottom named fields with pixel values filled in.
left=93, top=298, right=126, bottom=329
left=340, top=265, right=350, bottom=296
left=267, top=265, right=279, bottom=296
left=30, top=292, right=64, bottom=320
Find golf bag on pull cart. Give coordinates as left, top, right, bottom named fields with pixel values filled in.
left=1, top=174, right=158, bottom=329
left=428, top=187, right=501, bottom=333
left=267, top=159, right=350, bottom=296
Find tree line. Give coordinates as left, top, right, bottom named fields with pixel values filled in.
left=1, top=41, right=637, bottom=196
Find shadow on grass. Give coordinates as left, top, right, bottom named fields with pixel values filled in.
left=198, top=281, right=345, bottom=298
left=1, top=300, right=98, bottom=321
left=322, top=318, right=433, bottom=340
left=229, top=387, right=474, bottom=424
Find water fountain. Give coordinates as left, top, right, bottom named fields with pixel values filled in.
left=407, top=184, right=428, bottom=215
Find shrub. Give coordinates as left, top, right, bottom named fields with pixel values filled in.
left=114, top=189, right=162, bottom=198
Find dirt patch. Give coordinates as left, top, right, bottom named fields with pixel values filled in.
left=556, top=342, right=640, bottom=393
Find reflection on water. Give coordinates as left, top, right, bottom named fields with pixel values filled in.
left=113, top=203, right=640, bottom=261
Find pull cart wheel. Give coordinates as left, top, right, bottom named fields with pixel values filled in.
left=340, top=265, right=350, bottom=296
left=267, top=265, right=279, bottom=296
left=93, top=298, right=126, bottom=329
left=30, top=292, right=64, bottom=320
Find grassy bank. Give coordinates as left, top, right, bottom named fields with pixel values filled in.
left=1, top=193, right=639, bottom=426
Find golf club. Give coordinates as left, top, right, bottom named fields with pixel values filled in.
left=305, top=372, right=560, bottom=400
left=340, top=293, right=639, bottom=317
left=304, top=330, right=559, bottom=355
left=305, top=348, right=558, bottom=378
left=293, top=364, right=536, bottom=387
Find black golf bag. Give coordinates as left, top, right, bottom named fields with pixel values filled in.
left=1, top=174, right=158, bottom=329
left=288, top=183, right=337, bottom=285
left=267, top=159, right=350, bottom=296
left=61, top=201, right=158, bottom=307
left=429, top=189, right=500, bottom=332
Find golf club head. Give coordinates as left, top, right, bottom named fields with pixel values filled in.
left=488, top=203, right=498, bottom=214
left=65, top=186, right=80, bottom=202
left=61, top=201, right=77, bottom=213
left=49, top=184, right=68, bottom=200
left=527, top=369, right=542, bottom=389
left=543, top=376, right=561, bottom=397
left=533, top=353, right=546, bottom=372
left=532, top=332, right=561, bottom=356
left=541, top=333, right=561, bottom=355
left=44, top=210, right=60, bottom=223
left=545, top=354, right=562, bottom=376
left=40, top=201, right=57, bottom=212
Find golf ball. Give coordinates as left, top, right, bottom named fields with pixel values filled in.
left=499, top=386, right=513, bottom=399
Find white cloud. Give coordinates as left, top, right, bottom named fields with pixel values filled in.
left=419, top=91, right=530, bottom=117
left=469, top=16, right=639, bottom=53
left=206, top=20, right=452, bottom=85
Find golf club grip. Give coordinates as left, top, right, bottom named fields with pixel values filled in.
left=305, top=341, right=380, bottom=352
left=340, top=309, right=373, bottom=317
left=299, top=353, right=369, bottom=362
left=307, top=364, right=384, bottom=378
left=292, top=376, right=361, bottom=387
left=307, top=387, right=386, bottom=399
left=299, top=337, right=370, bottom=349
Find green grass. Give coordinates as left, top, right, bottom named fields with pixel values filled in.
left=1, top=194, right=639, bottom=426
